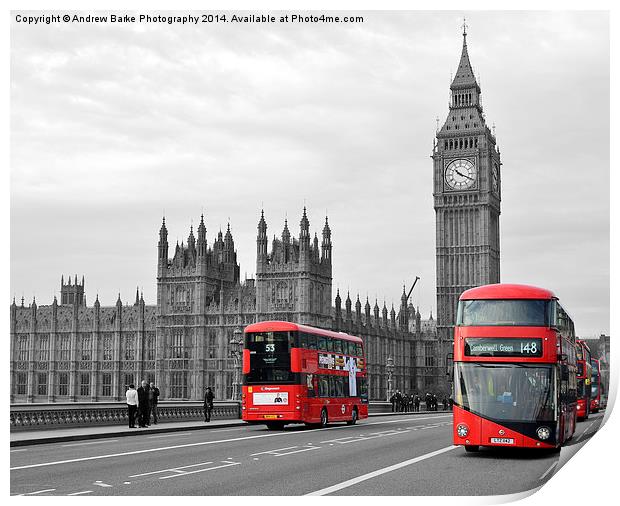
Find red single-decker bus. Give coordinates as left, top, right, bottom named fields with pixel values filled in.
left=453, top=284, right=577, bottom=452
left=242, top=321, right=368, bottom=430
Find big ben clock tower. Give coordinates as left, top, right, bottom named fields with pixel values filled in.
left=434, top=23, right=501, bottom=355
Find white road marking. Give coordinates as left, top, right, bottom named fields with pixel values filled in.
left=16, top=488, right=56, bottom=495
left=539, top=461, right=558, bottom=481
left=10, top=415, right=451, bottom=471
left=576, top=421, right=596, bottom=441
left=93, top=481, right=113, bottom=487
left=147, top=432, right=192, bottom=439
left=68, top=490, right=92, bottom=495
left=62, top=440, right=119, bottom=447
left=10, top=449, right=28, bottom=452
left=123, top=482, right=131, bottom=485
left=159, top=461, right=241, bottom=480
left=305, top=445, right=458, bottom=496
left=129, top=461, right=213, bottom=478
left=274, top=446, right=321, bottom=456
left=250, top=446, right=298, bottom=456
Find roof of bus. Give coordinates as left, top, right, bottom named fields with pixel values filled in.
left=577, top=339, right=591, bottom=351
left=459, top=283, right=557, bottom=300
left=244, top=321, right=363, bottom=343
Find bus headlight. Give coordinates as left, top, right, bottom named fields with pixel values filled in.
left=537, top=426, right=551, bottom=440
left=456, top=424, right=469, bottom=438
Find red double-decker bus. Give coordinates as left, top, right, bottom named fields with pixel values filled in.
left=242, top=321, right=368, bottom=430
left=452, top=284, right=577, bottom=452
left=576, top=339, right=592, bottom=420
left=589, top=357, right=600, bottom=413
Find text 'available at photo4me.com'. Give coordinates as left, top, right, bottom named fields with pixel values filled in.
left=14, top=12, right=365, bottom=26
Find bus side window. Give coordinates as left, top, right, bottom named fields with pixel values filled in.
left=306, top=374, right=316, bottom=397
left=335, top=376, right=345, bottom=397
left=318, top=336, right=327, bottom=351
left=356, top=344, right=363, bottom=357
left=333, top=339, right=343, bottom=354
left=306, top=334, right=317, bottom=350
left=318, top=376, right=329, bottom=397
left=298, top=332, right=307, bottom=349
left=326, top=338, right=334, bottom=352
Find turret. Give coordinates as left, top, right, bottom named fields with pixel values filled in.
left=321, top=216, right=332, bottom=263
left=257, top=210, right=268, bottom=261
left=355, top=294, right=362, bottom=323
left=382, top=302, right=388, bottom=327
left=197, top=214, right=207, bottom=257
left=299, top=207, right=310, bottom=256
left=158, top=217, right=169, bottom=266
left=224, top=223, right=234, bottom=263
left=365, top=297, right=371, bottom=326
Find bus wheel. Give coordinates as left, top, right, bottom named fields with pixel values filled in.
left=347, top=408, right=358, bottom=425
left=320, top=408, right=328, bottom=428
left=464, top=445, right=479, bottom=453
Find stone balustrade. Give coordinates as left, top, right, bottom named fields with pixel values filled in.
left=10, top=401, right=241, bottom=431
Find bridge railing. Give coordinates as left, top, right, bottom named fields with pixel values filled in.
left=10, top=400, right=434, bottom=431
left=10, top=401, right=241, bottom=431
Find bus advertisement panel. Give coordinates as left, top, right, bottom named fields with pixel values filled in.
left=452, top=284, right=577, bottom=452
left=242, top=321, right=368, bottom=430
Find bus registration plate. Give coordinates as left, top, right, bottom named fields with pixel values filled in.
left=263, top=415, right=278, bottom=419
left=490, top=437, right=514, bottom=444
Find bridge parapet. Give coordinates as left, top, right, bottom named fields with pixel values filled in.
left=10, top=401, right=241, bottom=431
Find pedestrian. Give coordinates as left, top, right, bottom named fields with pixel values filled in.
left=137, top=380, right=150, bottom=428
left=126, top=383, right=138, bottom=428
left=432, top=393, right=438, bottom=411
left=389, top=393, right=396, bottom=412
left=149, top=381, right=160, bottom=425
left=414, top=394, right=420, bottom=412
left=204, top=386, right=215, bottom=422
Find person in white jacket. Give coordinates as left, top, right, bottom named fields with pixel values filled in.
left=126, top=384, right=139, bottom=428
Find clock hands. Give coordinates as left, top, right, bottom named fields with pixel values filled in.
left=454, top=168, right=474, bottom=181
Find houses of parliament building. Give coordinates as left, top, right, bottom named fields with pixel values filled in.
left=10, top=26, right=500, bottom=404
left=10, top=209, right=440, bottom=403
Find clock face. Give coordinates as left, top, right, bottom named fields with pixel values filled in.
left=445, top=159, right=477, bottom=190
left=492, top=163, right=499, bottom=193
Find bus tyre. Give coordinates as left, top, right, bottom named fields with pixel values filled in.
left=347, top=408, right=358, bottom=425
left=320, top=408, right=328, bottom=428
left=464, top=445, right=480, bottom=453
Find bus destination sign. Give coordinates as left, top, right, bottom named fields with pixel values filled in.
left=464, top=338, right=543, bottom=357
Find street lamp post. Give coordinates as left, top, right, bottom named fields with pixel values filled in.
left=386, top=356, right=394, bottom=402
left=230, top=329, right=243, bottom=400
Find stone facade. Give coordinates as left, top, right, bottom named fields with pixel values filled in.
left=10, top=209, right=440, bottom=403
left=433, top=27, right=502, bottom=392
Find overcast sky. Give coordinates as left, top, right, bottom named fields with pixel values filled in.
left=10, top=10, right=609, bottom=337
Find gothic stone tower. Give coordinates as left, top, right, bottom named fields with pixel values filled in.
left=256, top=208, right=332, bottom=328
left=156, top=215, right=241, bottom=399
left=433, top=25, right=501, bottom=360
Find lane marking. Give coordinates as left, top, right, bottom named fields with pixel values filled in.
left=68, top=490, right=92, bottom=496
left=129, top=461, right=214, bottom=478
left=305, top=445, right=458, bottom=496
left=11, top=415, right=451, bottom=471
left=62, top=440, right=119, bottom=447
left=10, top=449, right=28, bottom=452
left=147, top=432, right=192, bottom=439
left=274, top=446, right=321, bottom=456
left=160, top=461, right=241, bottom=480
left=16, top=488, right=56, bottom=495
left=539, top=461, right=558, bottom=481
left=93, top=481, right=113, bottom=488
left=251, top=445, right=298, bottom=456
left=576, top=421, right=596, bottom=441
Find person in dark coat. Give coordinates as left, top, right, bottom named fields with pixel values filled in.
left=149, top=382, right=160, bottom=424
left=137, top=380, right=150, bottom=427
left=389, top=393, right=396, bottom=412
left=414, top=394, right=420, bottom=412
left=204, top=387, right=215, bottom=422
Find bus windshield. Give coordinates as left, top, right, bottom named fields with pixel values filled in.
left=454, top=363, right=556, bottom=422
left=244, top=331, right=297, bottom=384
left=457, top=299, right=549, bottom=326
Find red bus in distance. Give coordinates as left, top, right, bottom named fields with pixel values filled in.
left=590, top=358, right=601, bottom=413
left=242, top=321, right=368, bottom=430
left=576, top=339, right=592, bottom=420
left=452, top=284, right=577, bottom=452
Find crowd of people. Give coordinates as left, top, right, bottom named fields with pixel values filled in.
left=125, top=382, right=216, bottom=427
left=389, top=390, right=452, bottom=412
